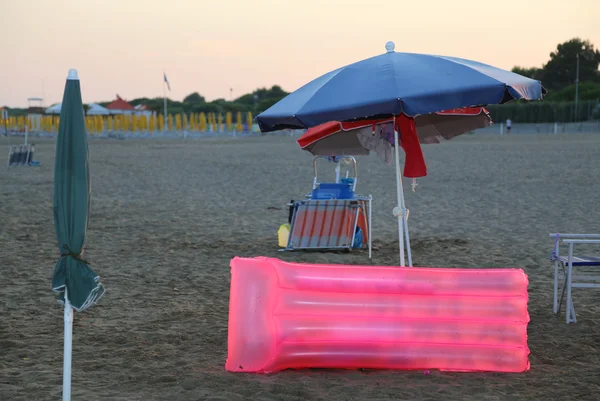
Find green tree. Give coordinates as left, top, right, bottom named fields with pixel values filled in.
left=189, top=103, right=221, bottom=114
left=511, top=66, right=543, bottom=81
left=544, top=82, right=600, bottom=102
left=257, top=97, right=281, bottom=112
left=511, top=38, right=600, bottom=92
left=541, top=38, right=600, bottom=90
left=234, top=93, right=256, bottom=108
left=234, top=85, right=289, bottom=112
left=183, top=92, right=205, bottom=104
left=128, top=97, right=152, bottom=106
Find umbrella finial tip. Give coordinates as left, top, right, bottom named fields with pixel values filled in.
left=385, top=41, right=395, bottom=53
left=67, top=69, right=79, bottom=80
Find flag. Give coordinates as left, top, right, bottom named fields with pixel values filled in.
left=163, top=73, right=171, bottom=91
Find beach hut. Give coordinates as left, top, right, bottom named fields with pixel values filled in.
left=106, top=95, right=135, bottom=115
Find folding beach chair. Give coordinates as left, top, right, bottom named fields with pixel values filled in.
left=287, top=198, right=370, bottom=251
left=549, top=233, right=600, bottom=324
left=7, top=144, right=35, bottom=167
left=285, top=156, right=372, bottom=257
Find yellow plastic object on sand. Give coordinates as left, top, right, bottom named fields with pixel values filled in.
left=278, top=223, right=290, bottom=248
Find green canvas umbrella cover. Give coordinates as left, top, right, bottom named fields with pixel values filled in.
left=51, top=69, right=104, bottom=311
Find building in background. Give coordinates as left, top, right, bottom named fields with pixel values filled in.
left=134, top=103, right=153, bottom=117
left=105, top=95, right=136, bottom=115
left=45, top=103, right=110, bottom=115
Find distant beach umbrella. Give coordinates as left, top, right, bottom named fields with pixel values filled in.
left=226, top=112, right=232, bottom=132
left=236, top=111, right=243, bottom=132
left=85, top=116, right=93, bottom=134
left=199, top=113, right=207, bottom=131
left=175, top=114, right=182, bottom=131
left=183, top=113, right=189, bottom=130
left=189, top=113, right=197, bottom=131
left=246, top=112, right=253, bottom=132
left=149, top=114, right=156, bottom=132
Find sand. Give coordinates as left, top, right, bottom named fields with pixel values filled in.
left=1, top=133, right=600, bottom=401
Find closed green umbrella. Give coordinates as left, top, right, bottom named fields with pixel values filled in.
left=52, top=69, right=105, bottom=401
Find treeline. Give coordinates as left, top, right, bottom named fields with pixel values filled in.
left=512, top=37, right=600, bottom=102
left=99, top=86, right=289, bottom=115
left=484, top=37, right=600, bottom=123
left=2, top=86, right=290, bottom=118
left=486, top=100, right=599, bottom=124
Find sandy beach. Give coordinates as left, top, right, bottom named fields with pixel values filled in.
left=1, top=132, right=600, bottom=401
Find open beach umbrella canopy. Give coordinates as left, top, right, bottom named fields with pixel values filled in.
left=52, top=69, right=104, bottom=401
left=257, top=41, right=546, bottom=266
left=257, top=41, right=546, bottom=132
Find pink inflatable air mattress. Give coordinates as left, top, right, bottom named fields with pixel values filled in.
left=226, top=257, right=530, bottom=373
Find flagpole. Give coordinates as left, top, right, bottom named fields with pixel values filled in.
left=575, top=54, right=579, bottom=120
left=163, top=70, right=167, bottom=132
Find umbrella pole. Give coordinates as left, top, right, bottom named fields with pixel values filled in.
left=392, top=118, right=406, bottom=267
left=63, top=291, right=73, bottom=401
left=404, top=206, right=413, bottom=267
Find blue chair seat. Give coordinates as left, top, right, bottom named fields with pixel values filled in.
left=311, top=183, right=355, bottom=200
left=554, top=255, right=600, bottom=267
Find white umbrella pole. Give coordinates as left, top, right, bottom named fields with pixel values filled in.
left=63, top=291, right=73, bottom=401
left=392, top=120, right=406, bottom=267
left=404, top=207, right=413, bottom=267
